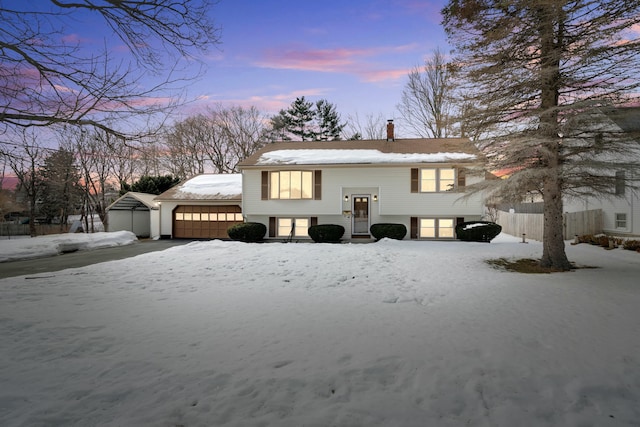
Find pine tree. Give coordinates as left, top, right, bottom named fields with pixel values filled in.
left=442, top=0, right=640, bottom=270
left=39, top=149, right=83, bottom=228
left=315, top=99, right=346, bottom=141
left=285, top=96, right=317, bottom=141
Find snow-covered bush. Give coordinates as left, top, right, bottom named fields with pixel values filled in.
left=455, top=221, right=502, bottom=242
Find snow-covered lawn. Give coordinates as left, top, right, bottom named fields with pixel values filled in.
left=1, top=233, right=639, bottom=426
left=0, top=231, right=136, bottom=263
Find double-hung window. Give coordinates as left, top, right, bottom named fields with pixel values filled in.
left=263, top=170, right=322, bottom=200
left=615, top=213, right=627, bottom=229
left=270, top=171, right=313, bottom=199
left=416, top=168, right=456, bottom=192
left=419, top=218, right=455, bottom=238
left=277, top=218, right=309, bottom=237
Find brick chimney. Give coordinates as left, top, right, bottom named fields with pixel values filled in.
left=386, top=119, right=394, bottom=142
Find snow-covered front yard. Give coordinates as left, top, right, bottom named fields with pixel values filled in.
left=1, top=233, right=639, bottom=426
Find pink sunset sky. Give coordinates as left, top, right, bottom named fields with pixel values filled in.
left=182, top=0, right=450, bottom=124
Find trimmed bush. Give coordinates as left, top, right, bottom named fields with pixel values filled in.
left=227, top=222, right=266, bottom=243
left=308, top=224, right=345, bottom=243
left=370, top=223, right=407, bottom=241
left=455, top=221, right=502, bottom=242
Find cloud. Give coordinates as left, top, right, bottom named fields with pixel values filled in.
left=185, top=88, right=331, bottom=115
left=255, top=44, right=417, bottom=83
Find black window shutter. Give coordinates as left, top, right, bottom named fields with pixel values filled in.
left=261, top=171, right=269, bottom=200
left=314, top=170, right=322, bottom=200
left=457, top=168, right=466, bottom=190
left=269, top=217, right=276, bottom=237
left=411, top=168, right=419, bottom=193
left=410, top=217, right=418, bottom=239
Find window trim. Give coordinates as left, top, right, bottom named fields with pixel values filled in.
left=411, top=167, right=461, bottom=193
left=417, top=217, right=456, bottom=239
left=276, top=217, right=311, bottom=238
left=262, top=170, right=321, bottom=200
left=615, top=213, right=627, bottom=229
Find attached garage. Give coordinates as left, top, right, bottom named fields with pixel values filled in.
left=173, top=205, right=243, bottom=239
left=155, top=174, right=243, bottom=239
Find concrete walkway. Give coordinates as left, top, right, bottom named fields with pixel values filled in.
left=0, top=239, right=191, bottom=279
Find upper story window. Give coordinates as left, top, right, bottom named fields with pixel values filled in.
left=411, top=168, right=459, bottom=193
left=270, top=171, right=313, bottom=199
left=262, top=170, right=322, bottom=200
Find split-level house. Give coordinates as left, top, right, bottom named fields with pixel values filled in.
left=237, top=123, right=487, bottom=241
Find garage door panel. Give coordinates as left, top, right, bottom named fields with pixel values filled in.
left=173, top=205, right=242, bottom=239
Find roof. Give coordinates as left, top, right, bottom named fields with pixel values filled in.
left=238, top=138, right=480, bottom=167
left=106, top=192, right=158, bottom=211
left=154, top=173, right=242, bottom=202
left=604, top=107, right=640, bottom=134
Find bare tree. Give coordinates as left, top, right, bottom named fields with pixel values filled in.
left=163, top=105, right=268, bottom=176
left=3, top=131, right=46, bottom=236
left=0, top=1, right=220, bottom=139
left=443, top=0, right=640, bottom=270
left=345, top=112, right=388, bottom=140
left=398, top=47, right=455, bottom=138
left=214, top=106, right=268, bottom=165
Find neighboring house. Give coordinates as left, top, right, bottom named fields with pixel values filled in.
left=563, top=107, right=640, bottom=236
left=237, top=123, right=486, bottom=241
left=106, top=192, right=158, bottom=238
left=153, top=174, right=242, bottom=239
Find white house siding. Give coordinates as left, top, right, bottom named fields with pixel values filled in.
left=564, top=193, right=638, bottom=236
left=242, top=165, right=485, bottom=240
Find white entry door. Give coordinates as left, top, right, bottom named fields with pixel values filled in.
left=352, top=196, right=370, bottom=235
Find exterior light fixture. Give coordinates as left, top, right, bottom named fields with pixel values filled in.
left=373, top=194, right=378, bottom=201
left=344, top=195, right=349, bottom=202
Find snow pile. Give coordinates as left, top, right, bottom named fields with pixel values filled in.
left=258, top=149, right=477, bottom=165
left=0, top=231, right=136, bottom=262
left=174, top=174, right=242, bottom=197
left=1, top=234, right=639, bottom=426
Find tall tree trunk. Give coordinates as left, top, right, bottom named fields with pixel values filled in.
left=541, top=165, right=571, bottom=270
left=538, top=3, right=571, bottom=270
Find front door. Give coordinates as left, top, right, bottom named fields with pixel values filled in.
left=352, top=196, right=370, bottom=235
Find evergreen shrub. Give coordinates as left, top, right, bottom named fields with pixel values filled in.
left=455, top=221, right=502, bottom=242
left=227, top=222, right=266, bottom=243
left=308, top=224, right=345, bottom=243
left=370, top=223, right=407, bottom=240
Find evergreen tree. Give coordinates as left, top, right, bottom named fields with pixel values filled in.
left=125, top=175, right=181, bottom=195
left=39, top=149, right=82, bottom=227
left=269, top=97, right=346, bottom=141
left=442, top=0, right=640, bottom=270
left=315, top=99, right=346, bottom=141
left=285, top=96, right=316, bottom=141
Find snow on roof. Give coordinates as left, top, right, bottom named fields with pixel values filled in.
left=256, top=149, right=476, bottom=165
left=155, top=174, right=242, bottom=201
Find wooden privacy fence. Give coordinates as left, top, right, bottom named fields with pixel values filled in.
left=0, top=223, right=70, bottom=238
left=497, top=209, right=603, bottom=241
